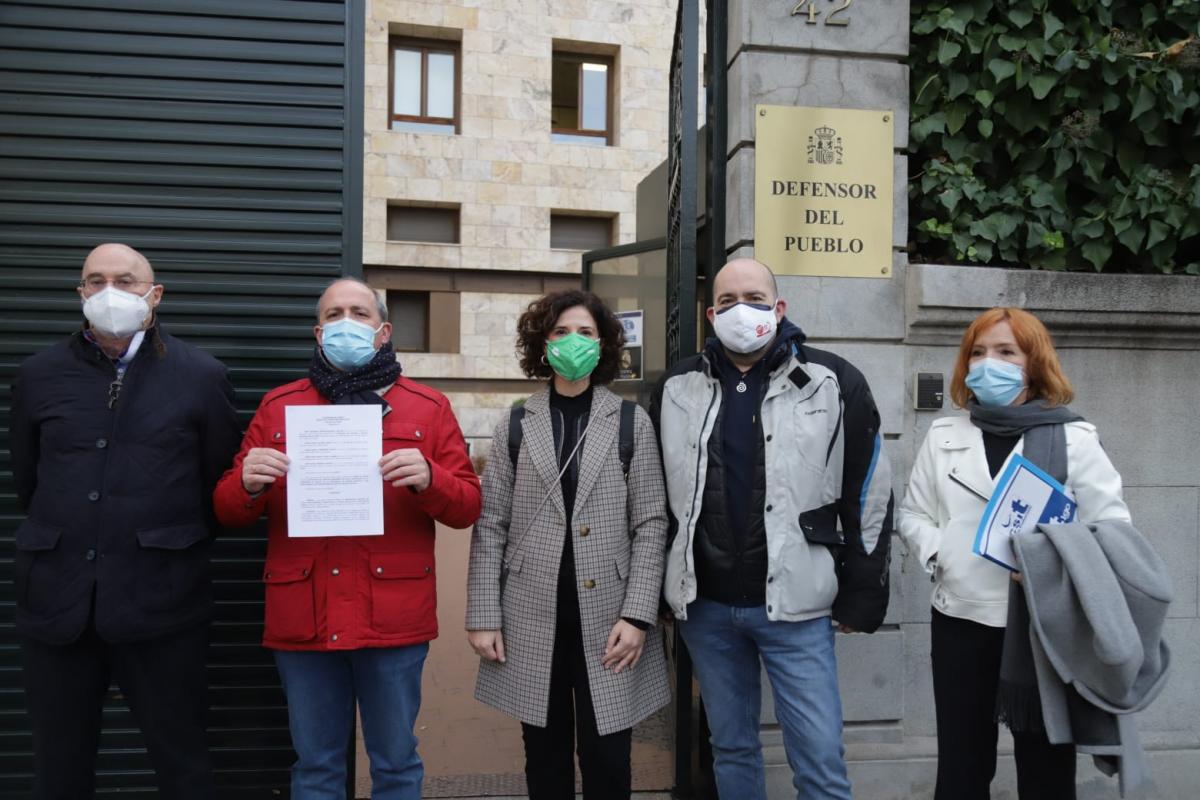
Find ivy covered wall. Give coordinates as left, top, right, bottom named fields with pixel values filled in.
left=909, top=0, right=1200, bottom=273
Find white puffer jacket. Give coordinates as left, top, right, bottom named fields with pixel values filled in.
left=898, top=415, right=1130, bottom=627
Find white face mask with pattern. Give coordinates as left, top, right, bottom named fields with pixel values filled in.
left=82, top=286, right=154, bottom=338
left=712, top=302, right=778, bottom=354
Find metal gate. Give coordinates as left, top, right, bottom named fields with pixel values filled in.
left=665, top=0, right=728, bottom=796
left=0, top=0, right=365, bottom=795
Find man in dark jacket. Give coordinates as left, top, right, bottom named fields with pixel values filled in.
left=9, top=242, right=241, bottom=799
left=652, top=258, right=894, bottom=800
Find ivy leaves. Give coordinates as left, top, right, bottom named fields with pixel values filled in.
left=910, top=0, right=1200, bottom=274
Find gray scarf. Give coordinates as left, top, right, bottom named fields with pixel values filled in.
left=968, top=400, right=1083, bottom=732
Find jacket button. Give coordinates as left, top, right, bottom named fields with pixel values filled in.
left=88, top=490, right=100, bottom=501
left=376, top=566, right=384, bottom=574
left=274, top=432, right=282, bottom=440
left=584, top=579, right=596, bottom=589
left=767, top=604, right=773, bottom=613
left=766, top=434, right=772, bottom=442
left=85, top=549, right=96, bottom=561
left=265, top=572, right=272, bottom=579
left=766, top=504, right=773, bottom=512
left=415, top=430, right=422, bottom=439
left=331, top=568, right=340, bottom=576
left=96, top=438, right=107, bottom=449
left=767, top=576, right=774, bottom=583
left=580, top=526, right=590, bottom=536
left=302, top=569, right=309, bottom=576
left=331, top=634, right=338, bottom=642
left=424, top=566, right=431, bottom=573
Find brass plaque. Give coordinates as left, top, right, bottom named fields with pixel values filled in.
left=754, top=105, right=894, bottom=278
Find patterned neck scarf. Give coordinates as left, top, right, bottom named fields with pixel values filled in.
left=307, top=342, right=401, bottom=405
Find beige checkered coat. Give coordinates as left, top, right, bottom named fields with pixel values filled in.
left=466, top=386, right=671, bottom=735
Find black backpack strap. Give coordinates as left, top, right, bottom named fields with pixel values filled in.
left=508, top=405, right=526, bottom=472
left=618, top=400, right=636, bottom=478
left=511, top=401, right=632, bottom=476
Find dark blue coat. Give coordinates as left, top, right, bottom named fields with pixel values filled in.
left=9, top=323, right=241, bottom=644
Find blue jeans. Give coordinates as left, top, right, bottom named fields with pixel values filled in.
left=679, top=598, right=851, bottom=800
left=274, top=644, right=429, bottom=800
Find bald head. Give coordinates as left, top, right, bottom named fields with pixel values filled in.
left=706, top=258, right=788, bottom=361
left=82, top=243, right=154, bottom=283
left=76, top=243, right=163, bottom=340
left=313, top=278, right=392, bottom=355
left=712, top=258, right=779, bottom=308
left=316, top=278, right=388, bottom=324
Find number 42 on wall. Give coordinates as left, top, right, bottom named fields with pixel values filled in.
left=792, top=0, right=852, bottom=26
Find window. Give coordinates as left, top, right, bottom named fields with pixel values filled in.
left=388, top=291, right=429, bottom=352
left=385, top=290, right=460, bottom=353
left=387, top=205, right=459, bottom=244
left=551, top=52, right=612, bottom=145
left=390, top=37, right=458, bottom=134
left=551, top=213, right=613, bottom=250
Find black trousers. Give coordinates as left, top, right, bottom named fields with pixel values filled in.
left=931, top=608, right=1076, bottom=800
left=22, top=622, right=215, bottom=800
left=521, top=591, right=632, bottom=800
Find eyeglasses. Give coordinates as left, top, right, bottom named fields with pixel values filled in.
left=79, top=276, right=152, bottom=294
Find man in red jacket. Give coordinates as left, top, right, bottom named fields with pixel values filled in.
left=213, top=277, right=481, bottom=800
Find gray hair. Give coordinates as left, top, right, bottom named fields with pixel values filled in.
left=316, top=277, right=388, bottom=322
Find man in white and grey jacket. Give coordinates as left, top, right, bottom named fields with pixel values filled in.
left=651, top=258, right=893, bottom=800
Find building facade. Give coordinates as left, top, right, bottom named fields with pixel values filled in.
left=362, top=0, right=678, bottom=453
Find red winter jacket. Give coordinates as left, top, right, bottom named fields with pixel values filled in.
left=213, top=376, right=481, bottom=651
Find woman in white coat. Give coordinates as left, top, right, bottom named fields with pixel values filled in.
left=899, top=307, right=1130, bottom=800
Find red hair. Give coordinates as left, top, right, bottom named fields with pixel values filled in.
left=949, top=307, right=1074, bottom=408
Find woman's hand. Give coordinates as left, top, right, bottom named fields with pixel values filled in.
left=601, top=620, right=645, bottom=674
left=468, top=629, right=506, bottom=663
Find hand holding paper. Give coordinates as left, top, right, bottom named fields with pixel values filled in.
left=380, top=448, right=431, bottom=492
left=285, top=405, right=384, bottom=537
left=241, top=447, right=290, bottom=493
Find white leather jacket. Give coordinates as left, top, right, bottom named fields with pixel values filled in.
left=898, top=415, right=1130, bottom=627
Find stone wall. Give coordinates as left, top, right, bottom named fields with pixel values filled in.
left=859, top=265, right=1200, bottom=800
left=399, top=290, right=537, bottom=453
left=719, top=0, right=1200, bottom=796
left=753, top=260, right=1200, bottom=800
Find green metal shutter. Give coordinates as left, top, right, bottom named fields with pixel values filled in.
left=0, top=0, right=364, bottom=795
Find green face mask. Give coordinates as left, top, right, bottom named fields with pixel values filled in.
left=545, top=332, right=601, bottom=382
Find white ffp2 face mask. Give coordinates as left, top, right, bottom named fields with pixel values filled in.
left=82, top=286, right=154, bottom=338
left=712, top=302, right=778, bottom=354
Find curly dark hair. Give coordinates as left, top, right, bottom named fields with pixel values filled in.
left=516, top=289, right=625, bottom=384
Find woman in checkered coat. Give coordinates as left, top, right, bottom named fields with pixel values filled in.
left=466, top=290, right=671, bottom=799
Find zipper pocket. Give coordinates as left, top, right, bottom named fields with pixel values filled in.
left=948, top=470, right=990, bottom=502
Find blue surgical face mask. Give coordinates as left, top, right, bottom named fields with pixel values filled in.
left=321, top=317, right=383, bottom=370
left=965, top=357, right=1027, bottom=406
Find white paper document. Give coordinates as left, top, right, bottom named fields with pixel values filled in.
left=973, top=454, right=1077, bottom=571
left=285, top=405, right=384, bottom=537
